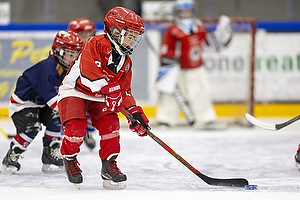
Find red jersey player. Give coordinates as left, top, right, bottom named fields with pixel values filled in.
left=156, top=0, right=230, bottom=130
left=68, top=18, right=97, bottom=43
left=58, top=7, right=149, bottom=189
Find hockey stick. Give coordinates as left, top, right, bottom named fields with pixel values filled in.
left=245, top=113, right=300, bottom=131
left=121, top=108, right=248, bottom=187
left=0, top=125, right=8, bottom=138
left=173, top=87, right=195, bottom=125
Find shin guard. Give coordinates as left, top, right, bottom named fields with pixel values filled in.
left=60, top=119, right=87, bottom=156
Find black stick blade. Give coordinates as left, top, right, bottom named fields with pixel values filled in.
left=197, top=173, right=249, bottom=187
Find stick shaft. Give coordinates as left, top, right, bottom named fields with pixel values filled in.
left=121, top=108, right=248, bottom=187
left=0, top=125, right=8, bottom=138
left=276, top=115, right=300, bottom=130
left=173, top=88, right=195, bottom=125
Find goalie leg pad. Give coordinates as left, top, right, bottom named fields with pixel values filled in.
left=156, top=64, right=180, bottom=94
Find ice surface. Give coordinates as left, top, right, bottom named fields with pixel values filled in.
left=1, top=118, right=300, bottom=200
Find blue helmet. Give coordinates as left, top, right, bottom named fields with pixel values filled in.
left=175, top=0, right=194, bottom=10
left=173, top=0, right=195, bottom=19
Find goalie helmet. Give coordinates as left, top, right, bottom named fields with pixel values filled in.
left=104, top=6, right=145, bottom=55
left=68, top=18, right=96, bottom=43
left=173, top=0, right=196, bottom=32
left=52, top=30, right=83, bottom=70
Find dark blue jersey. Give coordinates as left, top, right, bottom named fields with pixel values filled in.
left=9, top=55, right=66, bottom=116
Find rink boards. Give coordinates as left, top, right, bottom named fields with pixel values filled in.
left=1, top=103, right=300, bottom=120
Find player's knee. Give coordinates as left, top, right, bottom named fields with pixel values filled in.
left=45, top=116, right=63, bottom=132
left=96, top=114, right=120, bottom=134
left=25, top=122, right=42, bottom=133
left=64, top=119, right=87, bottom=138
left=95, top=114, right=120, bottom=140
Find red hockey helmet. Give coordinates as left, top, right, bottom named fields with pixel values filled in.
left=52, top=30, right=83, bottom=70
left=68, top=18, right=96, bottom=32
left=68, top=18, right=96, bottom=43
left=104, top=6, right=145, bottom=55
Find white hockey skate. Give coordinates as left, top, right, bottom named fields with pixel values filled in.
left=41, top=140, right=64, bottom=173
left=1, top=164, right=19, bottom=175
left=1, top=145, right=25, bottom=174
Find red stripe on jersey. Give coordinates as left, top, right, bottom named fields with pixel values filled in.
left=49, top=101, right=57, bottom=109
left=70, top=34, right=136, bottom=108
left=10, top=96, right=18, bottom=104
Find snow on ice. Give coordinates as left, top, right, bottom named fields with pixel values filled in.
left=1, top=118, right=300, bottom=200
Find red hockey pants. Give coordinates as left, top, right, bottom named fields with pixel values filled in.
left=58, top=97, right=120, bottom=160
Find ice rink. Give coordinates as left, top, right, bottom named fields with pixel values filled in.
left=1, top=117, right=300, bottom=200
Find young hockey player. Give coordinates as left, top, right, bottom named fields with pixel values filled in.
left=68, top=18, right=97, bottom=43
left=156, top=0, right=231, bottom=130
left=68, top=18, right=97, bottom=150
left=58, top=7, right=149, bottom=189
left=1, top=30, right=83, bottom=174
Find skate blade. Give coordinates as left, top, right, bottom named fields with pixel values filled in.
left=74, top=183, right=81, bottom=190
left=0, top=164, right=18, bottom=175
left=42, top=164, right=64, bottom=173
left=103, top=180, right=126, bottom=190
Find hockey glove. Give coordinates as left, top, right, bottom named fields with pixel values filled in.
left=127, top=106, right=149, bottom=137
left=100, top=82, right=122, bottom=113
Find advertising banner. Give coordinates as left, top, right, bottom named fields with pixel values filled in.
left=0, top=30, right=149, bottom=104
left=0, top=31, right=56, bottom=103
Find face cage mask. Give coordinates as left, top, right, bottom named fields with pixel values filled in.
left=177, top=18, right=194, bottom=32
left=109, top=28, right=143, bottom=55
left=57, top=48, right=80, bottom=70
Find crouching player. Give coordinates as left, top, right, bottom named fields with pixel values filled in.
left=58, top=7, right=149, bottom=190
left=1, top=31, right=83, bottom=174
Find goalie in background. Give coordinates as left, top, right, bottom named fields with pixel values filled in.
left=68, top=18, right=97, bottom=150
left=156, top=0, right=232, bottom=130
left=1, top=31, right=83, bottom=174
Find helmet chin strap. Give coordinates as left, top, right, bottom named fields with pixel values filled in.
left=106, top=33, right=125, bottom=55
left=119, top=29, right=127, bottom=46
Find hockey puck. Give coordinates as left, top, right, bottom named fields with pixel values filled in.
left=244, top=185, right=258, bottom=190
